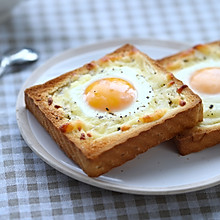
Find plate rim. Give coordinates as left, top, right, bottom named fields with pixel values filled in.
left=16, top=38, right=220, bottom=195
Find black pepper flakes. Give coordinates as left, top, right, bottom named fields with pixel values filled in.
left=209, top=104, right=214, bottom=109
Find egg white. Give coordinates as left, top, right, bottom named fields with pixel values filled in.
left=174, top=59, right=220, bottom=126
left=175, top=60, right=220, bottom=100
left=66, top=66, right=154, bottom=118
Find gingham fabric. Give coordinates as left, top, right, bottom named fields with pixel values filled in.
left=1, top=0, right=220, bottom=219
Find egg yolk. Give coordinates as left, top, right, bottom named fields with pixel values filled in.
left=190, top=67, right=220, bottom=94
left=84, top=78, right=137, bottom=112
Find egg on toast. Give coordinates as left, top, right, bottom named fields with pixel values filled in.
left=159, top=41, right=220, bottom=155
left=25, top=44, right=202, bottom=176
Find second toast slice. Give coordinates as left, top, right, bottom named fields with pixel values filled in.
left=159, top=41, right=220, bottom=155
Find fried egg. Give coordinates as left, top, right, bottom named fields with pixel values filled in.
left=175, top=59, right=220, bottom=126
left=65, top=66, right=154, bottom=118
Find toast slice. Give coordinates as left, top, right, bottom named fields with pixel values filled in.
left=158, top=41, right=220, bottom=155
left=25, top=44, right=202, bottom=176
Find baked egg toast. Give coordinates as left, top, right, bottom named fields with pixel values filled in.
left=159, top=41, right=220, bottom=155
left=25, top=44, right=202, bottom=176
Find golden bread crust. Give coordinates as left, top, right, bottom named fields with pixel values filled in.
left=159, top=41, right=220, bottom=72
left=25, top=44, right=202, bottom=176
left=175, top=125, right=220, bottom=155
left=158, top=41, right=220, bottom=155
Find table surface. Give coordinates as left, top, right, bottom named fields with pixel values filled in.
left=1, top=0, right=220, bottom=219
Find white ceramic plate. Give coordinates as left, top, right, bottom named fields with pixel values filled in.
left=16, top=39, right=220, bottom=195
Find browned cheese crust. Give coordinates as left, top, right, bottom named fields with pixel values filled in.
left=158, top=41, right=220, bottom=155
left=25, top=44, right=202, bottom=176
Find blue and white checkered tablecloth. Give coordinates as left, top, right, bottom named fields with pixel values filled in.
left=1, top=0, right=220, bottom=219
